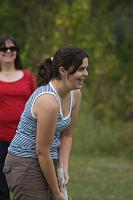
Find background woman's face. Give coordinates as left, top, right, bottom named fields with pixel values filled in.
left=0, top=40, right=17, bottom=65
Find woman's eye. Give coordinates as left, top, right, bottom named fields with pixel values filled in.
left=79, top=67, right=85, bottom=71
left=78, top=67, right=83, bottom=71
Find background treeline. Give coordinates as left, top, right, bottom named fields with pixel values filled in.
left=0, top=0, right=133, bottom=158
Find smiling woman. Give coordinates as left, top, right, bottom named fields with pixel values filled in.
left=0, top=35, right=36, bottom=200
left=0, top=37, right=23, bottom=83
left=3, top=45, right=88, bottom=200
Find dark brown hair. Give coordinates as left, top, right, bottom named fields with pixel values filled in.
left=0, top=35, right=23, bottom=70
left=37, top=45, right=88, bottom=86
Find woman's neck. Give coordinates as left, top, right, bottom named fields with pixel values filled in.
left=0, top=63, right=16, bottom=72
left=51, top=79, right=70, bottom=99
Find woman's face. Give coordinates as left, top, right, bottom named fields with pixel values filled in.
left=0, top=39, right=17, bottom=65
left=65, top=57, right=89, bottom=90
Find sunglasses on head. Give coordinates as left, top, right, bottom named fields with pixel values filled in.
left=0, top=46, right=17, bottom=52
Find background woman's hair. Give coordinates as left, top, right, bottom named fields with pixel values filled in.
left=37, top=45, right=88, bottom=87
left=0, top=34, right=23, bottom=70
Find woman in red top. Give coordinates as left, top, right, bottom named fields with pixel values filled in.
left=0, top=35, right=36, bottom=200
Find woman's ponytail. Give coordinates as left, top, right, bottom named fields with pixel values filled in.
left=37, top=58, right=53, bottom=87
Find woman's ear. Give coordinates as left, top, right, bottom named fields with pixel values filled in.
left=59, top=67, right=66, bottom=77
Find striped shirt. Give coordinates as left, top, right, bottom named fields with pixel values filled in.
left=8, top=81, right=74, bottom=159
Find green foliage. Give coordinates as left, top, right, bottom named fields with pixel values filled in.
left=73, top=111, right=133, bottom=157
left=73, top=84, right=133, bottom=157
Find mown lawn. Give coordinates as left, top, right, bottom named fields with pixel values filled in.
left=68, top=155, right=133, bottom=200
left=10, top=155, right=133, bottom=200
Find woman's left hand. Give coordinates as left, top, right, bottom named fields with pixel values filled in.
left=64, top=169, right=69, bottom=185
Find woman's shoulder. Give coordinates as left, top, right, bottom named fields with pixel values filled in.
left=33, top=83, right=58, bottom=97
left=71, top=89, right=81, bottom=109
left=23, top=68, right=34, bottom=76
left=33, top=85, right=60, bottom=111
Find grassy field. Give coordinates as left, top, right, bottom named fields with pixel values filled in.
left=10, top=155, right=133, bottom=200
left=68, top=155, right=133, bottom=200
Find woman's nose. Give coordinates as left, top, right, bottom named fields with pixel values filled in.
left=84, top=69, right=88, bottom=77
left=6, top=49, right=11, bottom=53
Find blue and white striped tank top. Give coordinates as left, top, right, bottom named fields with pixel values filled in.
left=8, top=81, right=74, bottom=159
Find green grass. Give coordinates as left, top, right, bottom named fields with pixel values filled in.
left=10, top=155, right=133, bottom=200
left=67, top=155, right=133, bottom=200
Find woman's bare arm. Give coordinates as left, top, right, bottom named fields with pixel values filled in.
left=58, top=90, right=81, bottom=183
left=34, top=94, right=64, bottom=199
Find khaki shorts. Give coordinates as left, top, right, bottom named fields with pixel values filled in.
left=3, top=153, right=58, bottom=200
